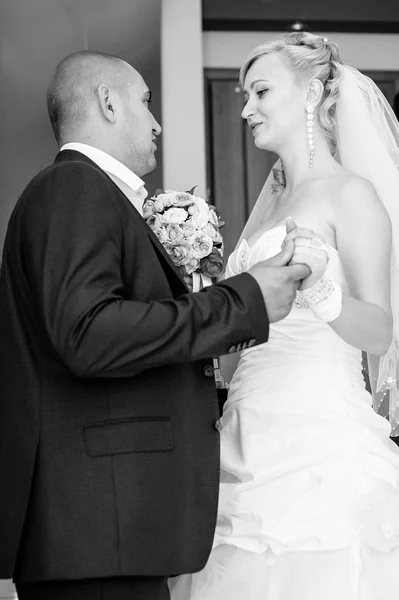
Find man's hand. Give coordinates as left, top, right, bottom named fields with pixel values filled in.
left=248, top=239, right=311, bottom=323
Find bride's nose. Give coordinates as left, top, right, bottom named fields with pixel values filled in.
left=241, top=99, right=254, bottom=121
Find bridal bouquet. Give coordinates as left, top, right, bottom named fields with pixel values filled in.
left=143, top=186, right=224, bottom=291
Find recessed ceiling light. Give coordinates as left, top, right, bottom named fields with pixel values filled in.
left=291, top=21, right=304, bottom=31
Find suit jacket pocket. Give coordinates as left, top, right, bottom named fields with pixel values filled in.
left=84, top=417, right=175, bottom=456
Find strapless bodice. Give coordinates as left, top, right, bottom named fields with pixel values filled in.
left=225, top=226, right=367, bottom=416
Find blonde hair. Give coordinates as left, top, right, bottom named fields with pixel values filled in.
left=240, top=32, right=343, bottom=193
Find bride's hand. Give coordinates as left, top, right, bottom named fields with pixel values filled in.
left=290, top=238, right=329, bottom=289
left=282, top=218, right=329, bottom=290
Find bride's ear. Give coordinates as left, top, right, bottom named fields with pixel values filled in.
left=305, top=79, right=324, bottom=109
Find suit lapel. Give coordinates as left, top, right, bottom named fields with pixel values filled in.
left=54, top=151, right=189, bottom=295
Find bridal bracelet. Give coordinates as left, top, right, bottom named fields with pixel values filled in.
left=295, top=276, right=343, bottom=322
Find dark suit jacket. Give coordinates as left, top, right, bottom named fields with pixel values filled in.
left=0, top=150, right=269, bottom=582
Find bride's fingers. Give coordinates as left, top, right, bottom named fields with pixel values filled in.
left=292, top=248, right=329, bottom=260
left=290, top=249, right=329, bottom=267
left=282, top=228, right=326, bottom=247
left=293, top=237, right=330, bottom=254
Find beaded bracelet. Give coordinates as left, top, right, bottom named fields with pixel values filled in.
left=296, top=276, right=343, bottom=322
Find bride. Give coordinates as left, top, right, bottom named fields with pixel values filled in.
left=170, top=32, right=399, bottom=599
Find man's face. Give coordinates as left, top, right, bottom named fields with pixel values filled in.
left=120, top=69, right=161, bottom=176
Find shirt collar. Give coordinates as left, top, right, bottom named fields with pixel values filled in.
left=60, top=142, right=147, bottom=195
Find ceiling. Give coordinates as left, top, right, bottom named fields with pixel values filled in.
left=202, top=0, right=399, bottom=33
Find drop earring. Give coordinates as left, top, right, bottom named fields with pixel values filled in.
left=306, top=105, right=315, bottom=168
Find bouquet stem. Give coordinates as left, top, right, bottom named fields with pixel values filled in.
left=192, top=272, right=212, bottom=292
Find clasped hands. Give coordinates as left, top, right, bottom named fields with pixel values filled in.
left=281, top=216, right=330, bottom=290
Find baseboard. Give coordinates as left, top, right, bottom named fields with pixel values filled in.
left=0, top=579, right=17, bottom=599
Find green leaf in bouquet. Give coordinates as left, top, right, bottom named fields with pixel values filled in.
left=185, top=185, right=198, bottom=195
left=200, top=248, right=224, bottom=278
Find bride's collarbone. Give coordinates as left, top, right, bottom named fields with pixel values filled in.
left=254, top=211, right=337, bottom=248
left=252, top=189, right=337, bottom=247
left=247, top=171, right=348, bottom=248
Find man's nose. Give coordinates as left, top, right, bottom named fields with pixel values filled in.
left=152, top=117, right=162, bottom=136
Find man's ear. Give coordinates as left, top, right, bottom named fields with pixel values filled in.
left=97, top=84, right=117, bottom=123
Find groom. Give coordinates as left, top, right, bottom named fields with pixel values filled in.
left=0, top=51, right=310, bottom=600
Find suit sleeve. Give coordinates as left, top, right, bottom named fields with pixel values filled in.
left=21, top=162, right=269, bottom=377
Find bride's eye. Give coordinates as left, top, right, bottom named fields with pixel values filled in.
left=257, top=89, right=268, bottom=98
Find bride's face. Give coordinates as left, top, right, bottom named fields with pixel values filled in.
left=242, top=53, right=306, bottom=153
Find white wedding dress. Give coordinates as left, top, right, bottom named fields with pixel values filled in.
left=170, top=226, right=399, bottom=600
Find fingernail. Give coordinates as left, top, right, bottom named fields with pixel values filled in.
left=286, top=216, right=292, bottom=222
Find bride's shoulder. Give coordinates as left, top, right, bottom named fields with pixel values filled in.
left=309, top=169, right=374, bottom=198
left=330, top=170, right=390, bottom=229
left=328, top=170, right=375, bottom=196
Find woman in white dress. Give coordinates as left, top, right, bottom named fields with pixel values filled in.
left=170, top=32, right=399, bottom=599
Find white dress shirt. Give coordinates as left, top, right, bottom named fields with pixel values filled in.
left=60, top=142, right=148, bottom=216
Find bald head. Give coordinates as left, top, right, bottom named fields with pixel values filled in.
left=47, top=50, right=161, bottom=176
left=47, top=51, right=137, bottom=144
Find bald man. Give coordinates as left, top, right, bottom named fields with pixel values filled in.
left=0, top=51, right=309, bottom=600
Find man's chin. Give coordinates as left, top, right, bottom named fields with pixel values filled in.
left=145, top=156, right=157, bottom=176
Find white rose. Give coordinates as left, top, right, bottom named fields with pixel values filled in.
left=162, top=207, right=188, bottom=224
left=185, top=258, right=200, bottom=275
left=201, top=223, right=218, bottom=240
left=153, top=198, right=165, bottom=213
left=171, top=192, right=195, bottom=208
left=147, top=214, right=163, bottom=230
left=166, top=223, right=184, bottom=243
left=188, top=204, right=199, bottom=216
left=201, top=223, right=223, bottom=244
left=153, top=227, right=168, bottom=244
left=193, top=197, right=209, bottom=212
left=164, top=243, right=191, bottom=267
left=182, top=221, right=196, bottom=238
left=155, top=192, right=175, bottom=208
left=190, top=210, right=209, bottom=230
left=189, top=232, right=213, bottom=260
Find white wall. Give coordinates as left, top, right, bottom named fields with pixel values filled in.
left=203, top=31, right=399, bottom=70
left=161, top=0, right=206, bottom=196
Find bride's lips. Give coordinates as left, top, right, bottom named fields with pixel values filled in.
left=250, top=122, right=264, bottom=135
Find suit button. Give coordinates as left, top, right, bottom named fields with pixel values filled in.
left=203, top=365, right=214, bottom=378
left=248, top=339, right=256, bottom=348
left=214, top=419, right=222, bottom=432
left=228, top=345, right=237, bottom=354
